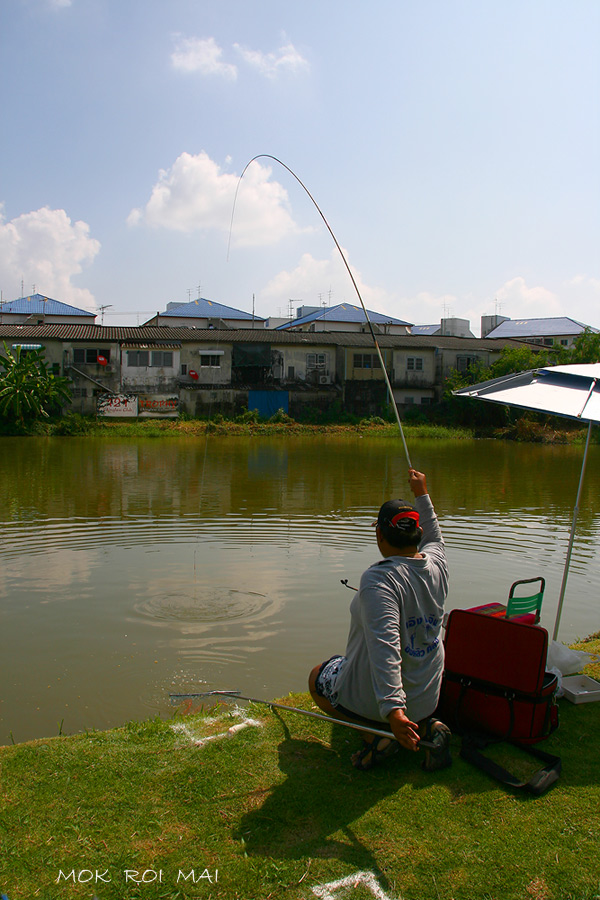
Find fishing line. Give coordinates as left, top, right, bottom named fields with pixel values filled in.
left=228, top=154, right=412, bottom=468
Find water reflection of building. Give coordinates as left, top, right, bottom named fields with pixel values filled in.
left=0, top=322, right=525, bottom=419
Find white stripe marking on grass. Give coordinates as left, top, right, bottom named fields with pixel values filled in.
left=312, top=871, right=397, bottom=900
left=170, top=715, right=262, bottom=747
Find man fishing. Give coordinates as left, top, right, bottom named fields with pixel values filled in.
left=309, top=468, right=451, bottom=771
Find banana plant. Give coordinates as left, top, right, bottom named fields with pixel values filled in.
left=0, top=343, right=72, bottom=426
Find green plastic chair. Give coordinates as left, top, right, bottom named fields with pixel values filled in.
left=506, top=577, right=545, bottom=624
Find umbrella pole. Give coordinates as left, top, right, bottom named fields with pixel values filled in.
left=553, top=421, right=593, bottom=641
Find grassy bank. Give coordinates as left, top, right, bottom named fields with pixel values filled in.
left=2, top=665, right=599, bottom=899
left=4, top=412, right=595, bottom=444
left=88, top=419, right=474, bottom=440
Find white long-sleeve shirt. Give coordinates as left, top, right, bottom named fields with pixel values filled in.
left=334, top=493, right=448, bottom=723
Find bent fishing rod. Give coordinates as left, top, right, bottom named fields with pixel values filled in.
left=229, top=154, right=412, bottom=469
left=169, top=690, right=436, bottom=750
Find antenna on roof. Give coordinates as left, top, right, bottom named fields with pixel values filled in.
left=197, top=282, right=202, bottom=299
left=98, top=304, right=113, bottom=326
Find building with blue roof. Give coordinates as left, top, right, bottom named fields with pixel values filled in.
left=0, top=293, right=96, bottom=325
left=411, top=324, right=440, bottom=336
left=275, top=303, right=412, bottom=334
left=482, top=315, right=597, bottom=347
left=411, top=318, right=475, bottom=338
left=144, top=297, right=266, bottom=329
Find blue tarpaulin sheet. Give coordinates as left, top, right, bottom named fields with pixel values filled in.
left=248, top=390, right=289, bottom=418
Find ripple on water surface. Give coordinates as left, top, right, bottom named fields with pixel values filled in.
left=134, top=586, right=273, bottom=623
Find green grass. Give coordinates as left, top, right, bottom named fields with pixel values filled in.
left=1, top=691, right=599, bottom=900
left=42, top=417, right=474, bottom=440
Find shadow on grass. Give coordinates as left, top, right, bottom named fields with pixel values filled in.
left=234, top=699, right=600, bottom=879
left=233, top=713, right=458, bottom=882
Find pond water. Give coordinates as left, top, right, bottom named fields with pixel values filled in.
left=1, top=434, right=598, bottom=745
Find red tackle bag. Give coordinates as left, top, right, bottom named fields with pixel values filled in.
left=438, top=609, right=559, bottom=744
left=436, top=610, right=560, bottom=795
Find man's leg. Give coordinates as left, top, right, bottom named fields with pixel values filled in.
left=308, top=664, right=397, bottom=769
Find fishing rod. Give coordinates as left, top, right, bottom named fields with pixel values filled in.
left=229, top=154, right=412, bottom=468
left=169, top=689, right=436, bottom=749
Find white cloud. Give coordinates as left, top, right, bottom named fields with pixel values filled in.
left=233, top=40, right=309, bottom=79
left=260, top=249, right=399, bottom=317
left=171, top=36, right=237, bottom=80
left=128, top=151, right=302, bottom=246
left=0, top=206, right=100, bottom=309
left=404, top=291, right=460, bottom=326
left=569, top=274, right=600, bottom=294
left=494, top=276, right=562, bottom=317
left=170, top=35, right=308, bottom=81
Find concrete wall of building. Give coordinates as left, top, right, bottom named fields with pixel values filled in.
left=290, top=321, right=410, bottom=335
left=276, top=345, right=334, bottom=383
left=339, top=347, right=393, bottom=381
left=179, top=345, right=232, bottom=385
left=523, top=334, right=579, bottom=348
left=156, top=315, right=265, bottom=329
left=120, top=349, right=181, bottom=393
left=0, top=313, right=95, bottom=326
left=392, top=348, right=436, bottom=387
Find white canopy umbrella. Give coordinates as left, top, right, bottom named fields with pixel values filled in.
left=454, top=363, right=600, bottom=640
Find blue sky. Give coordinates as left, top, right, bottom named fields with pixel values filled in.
left=1, top=0, right=598, bottom=333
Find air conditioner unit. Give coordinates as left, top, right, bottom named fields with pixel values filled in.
left=105, top=365, right=114, bottom=373
left=319, top=374, right=331, bottom=385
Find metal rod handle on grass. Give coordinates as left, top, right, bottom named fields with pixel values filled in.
left=169, top=690, right=436, bottom=749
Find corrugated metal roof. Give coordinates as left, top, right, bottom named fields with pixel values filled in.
left=0, top=294, right=96, bottom=317
left=277, top=303, right=412, bottom=329
left=158, top=298, right=266, bottom=321
left=486, top=317, right=598, bottom=338
left=121, top=342, right=181, bottom=349
left=0, top=323, right=524, bottom=351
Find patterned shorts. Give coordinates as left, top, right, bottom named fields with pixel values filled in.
left=314, top=655, right=346, bottom=707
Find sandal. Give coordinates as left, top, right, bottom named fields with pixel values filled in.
left=420, top=718, right=452, bottom=771
left=352, top=736, right=399, bottom=771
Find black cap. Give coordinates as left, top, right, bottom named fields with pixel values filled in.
left=374, top=499, right=420, bottom=531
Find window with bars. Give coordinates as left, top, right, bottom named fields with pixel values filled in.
left=127, top=350, right=149, bottom=367
left=407, top=357, right=423, bottom=371
left=150, top=351, right=173, bottom=367
left=353, top=353, right=382, bottom=369
left=200, top=355, right=221, bottom=367
left=306, top=353, right=327, bottom=369
left=456, top=356, right=475, bottom=373
left=73, top=348, right=111, bottom=364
